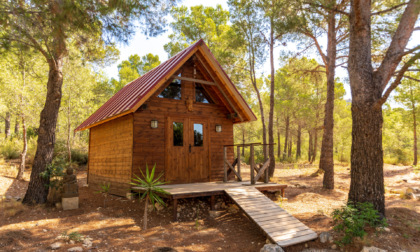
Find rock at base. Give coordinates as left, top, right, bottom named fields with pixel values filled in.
left=62, top=197, right=79, bottom=210
left=67, top=247, right=83, bottom=252
left=49, top=242, right=62, bottom=250
left=360, top=246, right=387, bottom=252
left=209, top=210, right=223, bottom=218
left=319, top=232, right=331, bottom=243
left=260, top=244, right=284, bottom=252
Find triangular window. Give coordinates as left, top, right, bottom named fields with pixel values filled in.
left=195, top=84, right=213, bottom=104
left=158, top=74, right=181, bottom=100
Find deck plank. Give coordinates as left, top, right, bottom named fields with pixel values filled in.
left=225, top=187, right=317, bottom=248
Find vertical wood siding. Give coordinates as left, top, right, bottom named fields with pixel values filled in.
left=133, top=59, right=234, bottom=182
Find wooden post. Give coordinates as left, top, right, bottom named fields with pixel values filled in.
left=210, top=195, right=215, bottom=210
left=250, top=144, right=255, bottom=185
left=173, top=198, right=178, bottom=221
left=223, top=146, right=228, bottom=182
left=237, top=145, right=241, bottom=181
left=264, top=157, right=269, bottom=184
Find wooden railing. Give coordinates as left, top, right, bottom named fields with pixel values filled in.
left=223, top=143, right=275, bottom=184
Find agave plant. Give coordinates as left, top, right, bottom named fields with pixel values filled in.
left=131, top=163, right=168, bottom=230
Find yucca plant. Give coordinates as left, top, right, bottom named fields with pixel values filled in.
left=131, top=164, right=168, bottom=230
left=96, top=182, right=111, bottom=208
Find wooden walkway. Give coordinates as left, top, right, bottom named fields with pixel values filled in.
left=225, top=187, right=317, bottom=247
left=133, top=181, right=317, bottom=247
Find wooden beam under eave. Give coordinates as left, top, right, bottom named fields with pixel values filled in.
left=171, top=75, right=217, bottom=86
left=129, top=47, right=200, bottom=114
left=197, top=46, right=257, bottom=122
left=194, top=51, right=244, bottom=122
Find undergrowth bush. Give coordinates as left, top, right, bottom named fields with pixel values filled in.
left=332, top=202, right=387, bottom=246
left=0, top=139, right=20, bottom=159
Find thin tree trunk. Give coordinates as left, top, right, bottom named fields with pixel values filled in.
left=268, top=23, right=276, bottom=177
left=308, top=131, right=313, bottom=162
left=15, top=117, right=19, bottom=135
left=17, top=62, right=27, bottom=181
left=411, top=91, right=417, bottom=166
left=248, top=40, right=267, bottom=160
left=277, top=120, right=281, bottom=159
left=311, top=129, right=318, bottom=163
left=288, top=135, right=292, bottom=158
left=319, top=4, right=337, bottom=189
left=17, top=117, right=27, bottom=180
left=67, top=94, right=72, bottom=164
left=296, top=125, right=301, bottom=159
left=283, top=116, right=289, bottom=160
left=5, top=112, right=10, bottom=139
left=144, top=195, right=149, bottom=230
left=23, top=57, right=64, bottom=205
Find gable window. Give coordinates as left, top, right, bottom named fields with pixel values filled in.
left=195, top=84, right=213, bottom=104
left=158, top=74, right=181, bottom=100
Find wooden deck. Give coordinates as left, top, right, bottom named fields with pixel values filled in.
left=225, top=186, right=318, bottom=247
left=132, top=181, right=317, bottom=247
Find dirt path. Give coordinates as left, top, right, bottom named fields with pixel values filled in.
left=1, top=163, right=419, bottom=251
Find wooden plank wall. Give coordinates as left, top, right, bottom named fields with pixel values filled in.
left=133, top=59, right=234, bottom=182
left=88, top=114, right=133, bottom=196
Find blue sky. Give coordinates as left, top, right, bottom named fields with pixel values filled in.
left=102, top=0, right=419, bottom=103
left=103, top=0, right=230, bottom=80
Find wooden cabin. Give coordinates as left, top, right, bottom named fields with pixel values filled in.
left=75, top=40, right=256, bottom=196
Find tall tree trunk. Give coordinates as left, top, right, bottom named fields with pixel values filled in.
left=348, top=105, right=385, bottom=215
left=412, top=93, right=417, bottom=166
left=277, top=119, right=281, bottom=159
left=248, top=42, right=267, bottom=160
left=23, top=58, right=64, bottom=205
left=288, top=135, right=292, bottom=158
left=17, top=60, right=27, bottom=181
left=308, top=130, right=313, bottom=162
left=296, top=125, right=301, bottom=159
left=268, top=24, right=276, bottom=177
left=15, top=117, right=19, bottom=135
left=311, top=129, right=318, bottom=163
left=67, top=94, right=72, bottom=164
left=17, top=117, right=27, bottom=180
left=319, top=6, right=337, bottom=189
left=283, top=116, right=289, bottom=160
left=5, top=112, right=10, bottom=139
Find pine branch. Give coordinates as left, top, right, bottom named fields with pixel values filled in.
left=371, top=3, right=408, bottom=16
left=375, top=52, right=420, bottom=109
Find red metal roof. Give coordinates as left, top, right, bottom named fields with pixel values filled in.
left=75, top=39, right=256, bottom=131
left=75, top=40, right=203, bottom=131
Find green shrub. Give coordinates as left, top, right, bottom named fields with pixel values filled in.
left=71, top=148, right=88, bottom=165
left=0, top=139, right=21, bottom=159
left=332, top=202, right=387, bottom=245
left=40, top=157, right=67, bottom=189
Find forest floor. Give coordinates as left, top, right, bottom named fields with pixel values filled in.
left=0, top=160, right=419, bottom=252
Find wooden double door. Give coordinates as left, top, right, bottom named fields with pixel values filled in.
left=166, top=117, right=209, bottom=183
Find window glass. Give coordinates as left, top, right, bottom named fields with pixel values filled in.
left=173, top=122, right=183, bottom=146
left=194, top=124, right=204, bottom=146
left=195, top=85, right=213, bottom=103
left=158, top=78, right=181, bottom=100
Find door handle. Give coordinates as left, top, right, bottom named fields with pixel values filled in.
left=189, top=144, right=192, bottom=153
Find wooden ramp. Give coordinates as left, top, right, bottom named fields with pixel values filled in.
left=225, top=187, right=318, bottom=247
